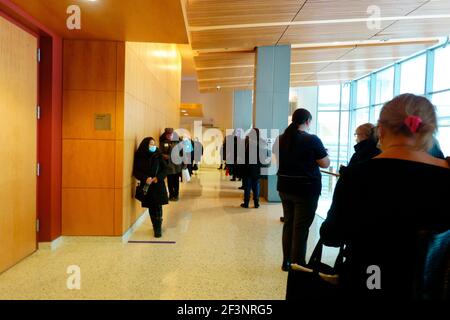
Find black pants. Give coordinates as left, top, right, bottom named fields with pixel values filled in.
left=280, top=192, right=319, bottom=266
left=167, top=174, right=180, bottom=198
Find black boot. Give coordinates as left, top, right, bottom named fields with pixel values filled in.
left=154, top=218, right=162, bottom=238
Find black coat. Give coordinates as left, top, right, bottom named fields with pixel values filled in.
left=133, top=146, right=169, bottom=207
left=241, top=137, right=270, bottom=179
left=340, top=139, right=381, bottom=174
left=320, top=158, right=450, bottom=299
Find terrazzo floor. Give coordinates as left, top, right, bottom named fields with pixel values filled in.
left=0, top=168, right=339, bottom=300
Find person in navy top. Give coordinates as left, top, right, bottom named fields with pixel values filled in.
left=273, top=108, right=330, bottom=271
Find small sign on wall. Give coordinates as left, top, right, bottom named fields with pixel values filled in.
left=94, top=114, right=112, bottom=131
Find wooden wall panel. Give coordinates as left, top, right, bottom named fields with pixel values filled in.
left=62, top=140, right=115, bottom=188
left=62, top=91, right=117, bottom=140
left=63, top=40, right=118, bottom=91
left=122, top=42, right=182, bottom=233
left=62, top=40, right=124, bottom=236
left=62, top=189, right=115, bottom=236
left=0, top=15, right=37, bottom=273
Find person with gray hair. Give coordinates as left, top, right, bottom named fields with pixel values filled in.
left=321, top=94, right=450, bottom=299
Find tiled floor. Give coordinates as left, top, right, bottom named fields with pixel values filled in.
left=0, top=168, right=338, bottom=300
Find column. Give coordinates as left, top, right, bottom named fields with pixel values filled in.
left=233, top=89, right=253, bottom=130
left=253, top=45, right=291, bottom=202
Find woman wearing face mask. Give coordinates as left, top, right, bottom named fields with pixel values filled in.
left=133, top=137, right=169, bottom=238
left=273, top=108, right=330, bottom=271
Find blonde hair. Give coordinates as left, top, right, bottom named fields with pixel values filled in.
left=356, top=123, right=378, bottom=144
left=378, top=94, right=437, bottom=151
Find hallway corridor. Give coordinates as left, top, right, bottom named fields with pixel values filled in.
left=0, top=168, right=335, bottom=300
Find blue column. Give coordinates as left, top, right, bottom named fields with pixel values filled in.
left=233, top=90, right=253, bottom=130
left=253, top=45, right=291, bottom=202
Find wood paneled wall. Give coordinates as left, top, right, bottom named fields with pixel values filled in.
left=62, top=40, right=181, bottom=236
left=62, top=40, right=125, bottom=236
left=122, top=42, right=181, bottom=232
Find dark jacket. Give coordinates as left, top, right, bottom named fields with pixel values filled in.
left=320, top=158, right=450, bottom=299
left=241, top=136, right=270, bottom=179
left=159, top=135, right=182, bottom=175
left=133, top=140, right=169, bottom=207
left=350, top=139, right=381, bottom=165
left=339, top=139, right=381, bottom=175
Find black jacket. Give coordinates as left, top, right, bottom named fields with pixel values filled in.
left=241, top=136, right=270, bottom=179
left=340, top=139, right=381, bottom=174
left=133, top=141, right=169, bottom=207
left=321, top=158, right=450, bottom=299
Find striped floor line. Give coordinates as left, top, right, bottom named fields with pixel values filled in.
left=128, top=240, right=176, bottom=244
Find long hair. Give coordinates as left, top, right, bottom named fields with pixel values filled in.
left=136, top=137, right=157, bottom=157
left=280, top=108, right=312, bottom=150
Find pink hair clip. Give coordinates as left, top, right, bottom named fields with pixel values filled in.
left=404, top=115, right=422, bottom=133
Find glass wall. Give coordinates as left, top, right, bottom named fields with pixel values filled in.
left=400, top=54, right=426, bottom=95
left=290, top=40, right=450, bottom=214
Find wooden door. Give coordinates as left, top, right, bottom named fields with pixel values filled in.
left=0, top=15, right=38, bottom=273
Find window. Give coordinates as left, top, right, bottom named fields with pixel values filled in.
left=375, top=67, right=394, bottom=104
left=400, top=55, right=426, bottom=95
left=433, top=46, right=450, bottom=92
left=341, top=83, right=351, bottom=110
left=374, top=104, right=383, bottom=123
left=356, top=77, right=370, bottom=108
left=354, top=107, right=370, bottom=127
left=318, top=85, right=341, bottom=110
left=432, top=92, right=450, bottom=157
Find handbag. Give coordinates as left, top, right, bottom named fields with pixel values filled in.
left=286, top=240, right=345, bottom=300
left=135, top=182, right=146, bottom=202
left=181, top=168, right=191, bottom=183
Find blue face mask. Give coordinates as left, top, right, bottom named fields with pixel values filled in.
left=149, top=146, right=157, bottom=153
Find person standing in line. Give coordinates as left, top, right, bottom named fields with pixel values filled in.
left=340, top=123, right=382, bottom=174
left=320, top=94, right=450, bottom=299
left=273, top=108, right=330, bottom=271
left=133, top=137, right=169, bottom=238
left=159, top=128, right=182, bottom=201
left=240, top=128, right=269, bottom=209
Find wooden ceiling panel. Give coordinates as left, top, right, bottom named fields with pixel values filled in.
left=279, top=22, right=391, bottom=45
left=199, top=78, right=254, bottom=87
left=190, top=27, right=285, bottom=51
left=9, top=0, right=188, bottom=43
left=291, top=47, right=353, bottom=63
left=194, top=52, right=255, bottom=69
left=321, top=59, right=399, bottom=73
left=186, top=0, right=305, bottom=27
left=197, top=68, right=254, bottom=80
left=291, top=74, right=315, bottom=82
left=291, top=62, right=332, bottom=74
left=307, top=71, right=368, bottom=81
left=341, top=42, right=437, bottom=60
left=409, top=0, right=450, bottom=15
left=373, top=19, right=450, bottom=40
left=200, top=85, right=253, bottom=93
left=294, top=0, right=427, bottom=21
